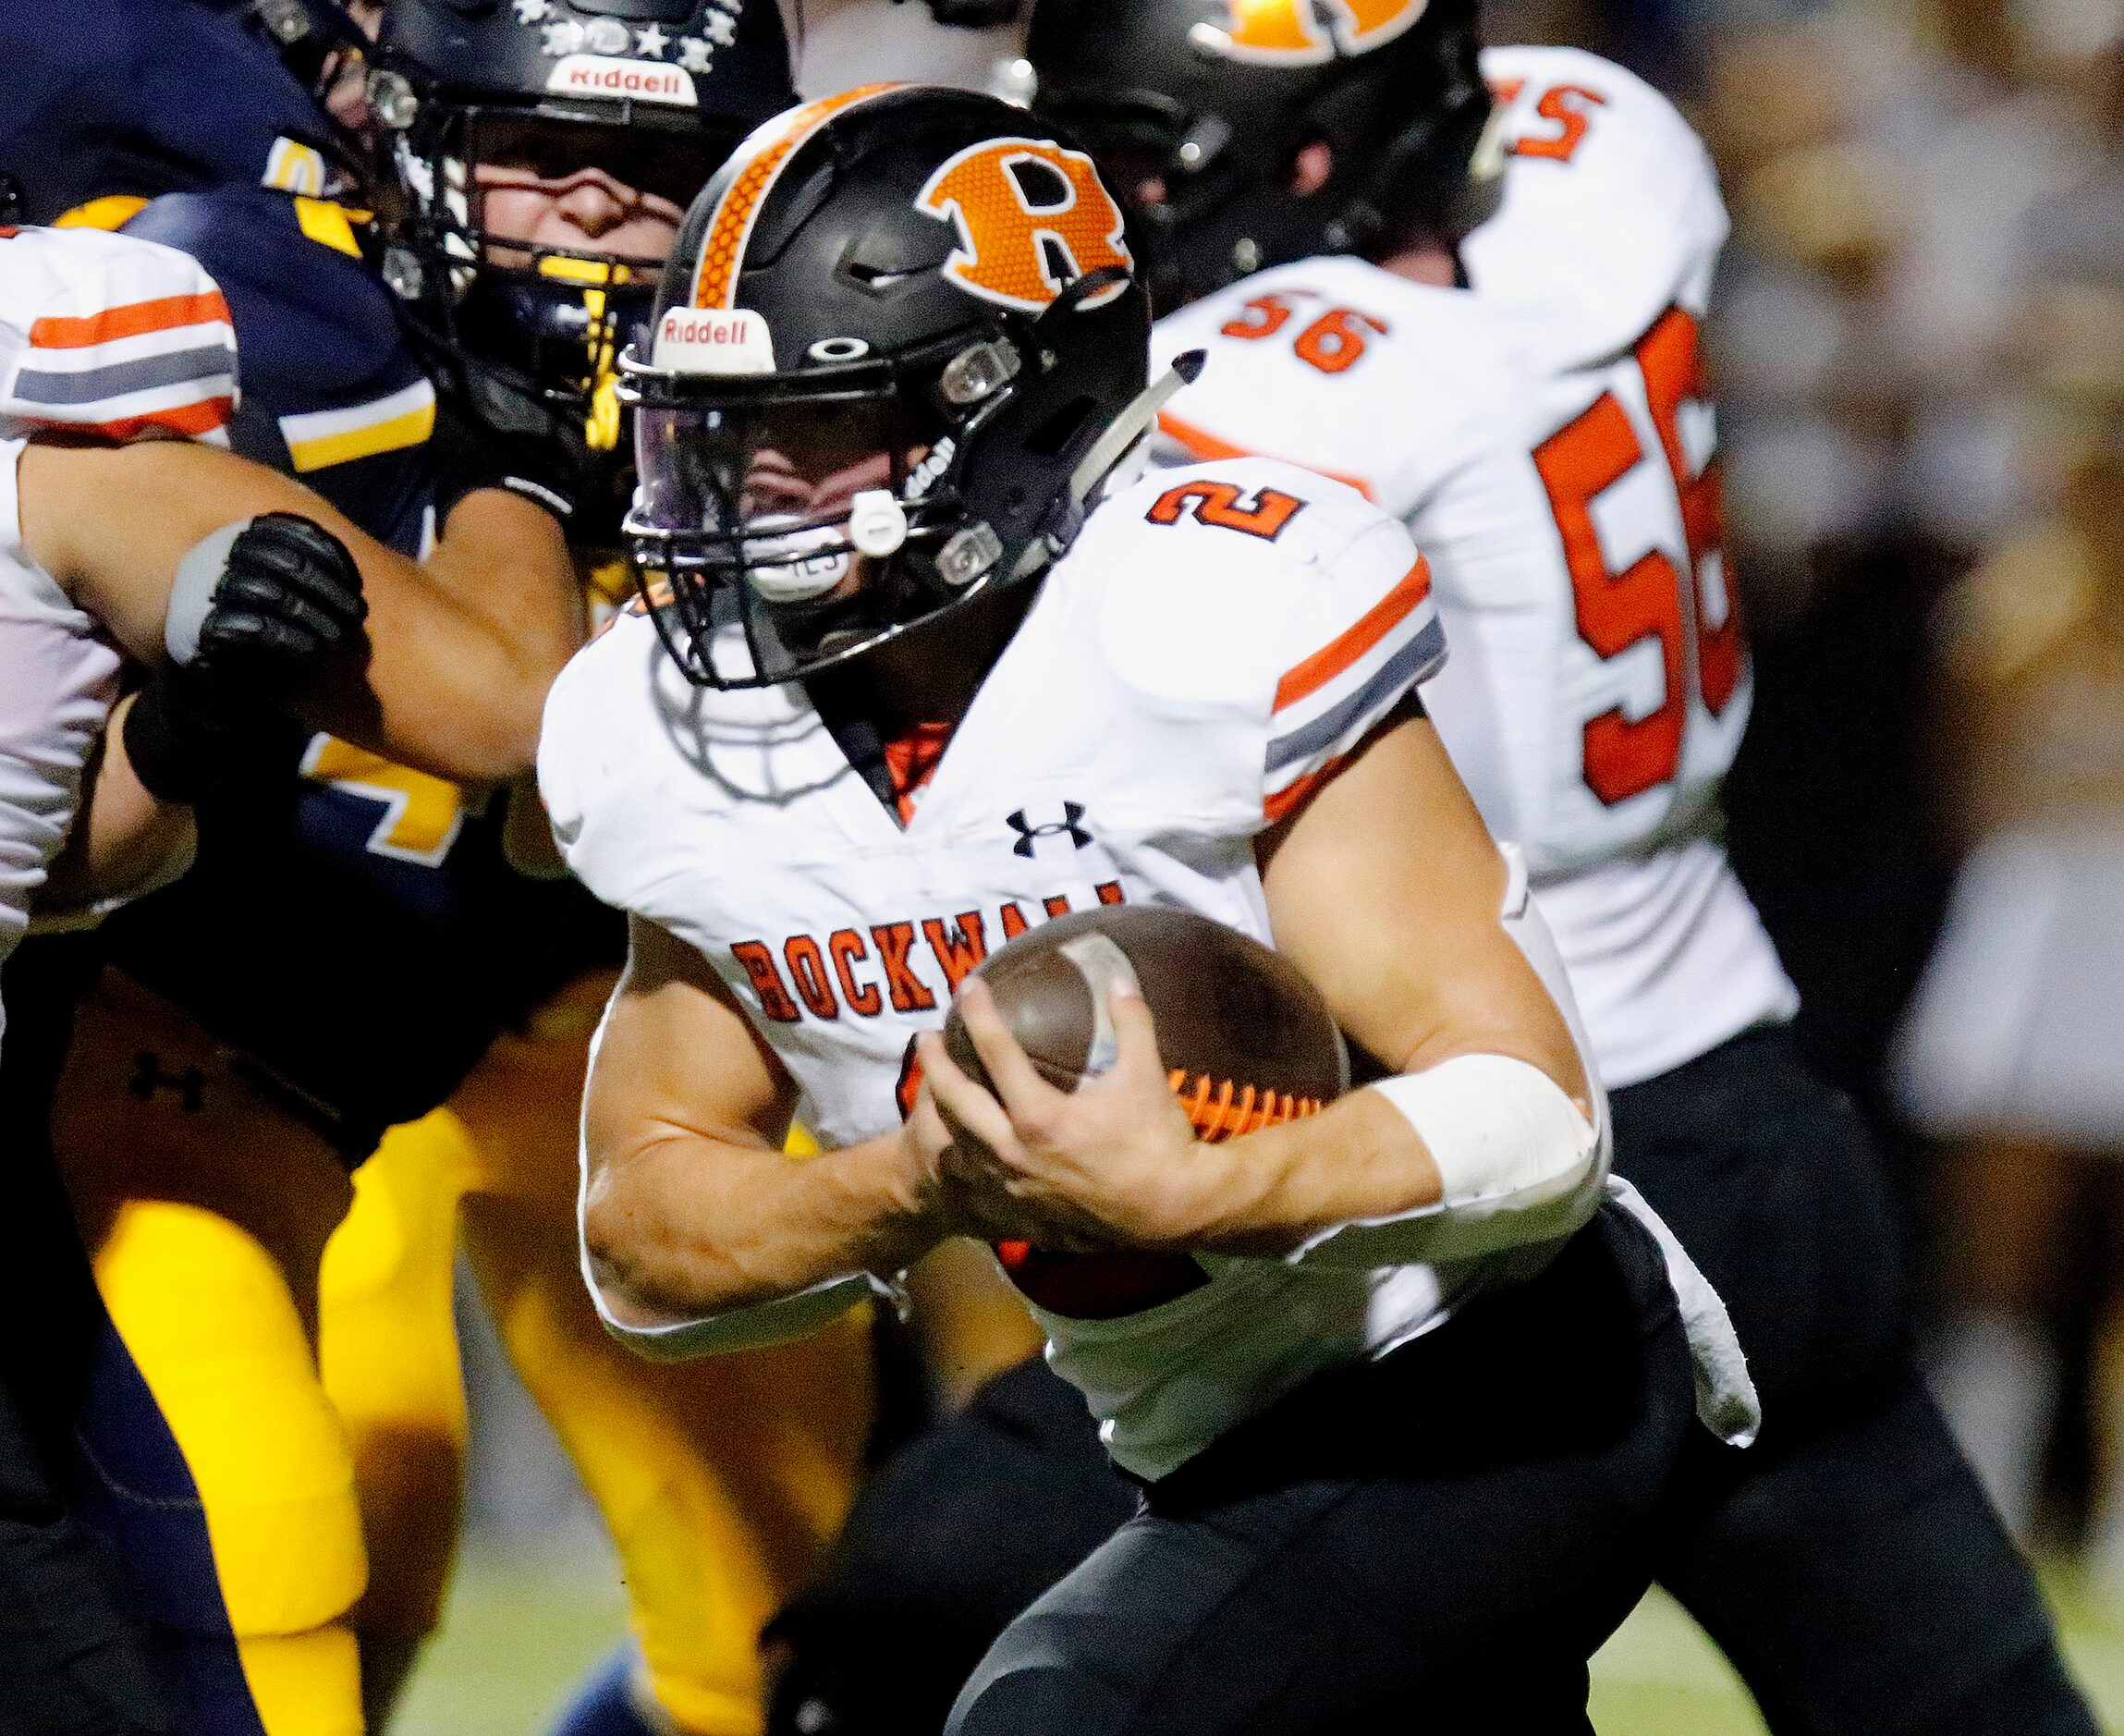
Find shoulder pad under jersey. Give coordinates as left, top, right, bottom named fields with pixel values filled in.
left=1070, top=458, right=1444, bottom=825
left=125, top=189, right=435, bottom=553
left=0, top=0, right=338, bottom=224
left=1468, top=45, right=1728, bottom=364
left=1153, top=255, right=1526, bottom=521
left=0, top=226, right=238, bottom=443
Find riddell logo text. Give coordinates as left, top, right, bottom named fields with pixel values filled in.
left=732, top=882, right=1125, bottom=1022
left=661, top=311, right=756, bottom=348
left=544, top=55, right=699, bottom=106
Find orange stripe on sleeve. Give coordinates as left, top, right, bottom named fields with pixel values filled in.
left=1272, top=556, right=1431, bottom=714
left=30, top=290, right=232, bottom=350
left=1155, top=409, right=1378, bottom=502
left=68, top=397, right=234, bottom=440
left=1263, top=752, right=1350, bottom=825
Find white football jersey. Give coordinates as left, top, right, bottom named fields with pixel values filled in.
left=1151, top=45, right=1798, bottom=1088
left=0, top=226, right=239, bottom=1056
left=544, top=458, right=1544, bottom=1478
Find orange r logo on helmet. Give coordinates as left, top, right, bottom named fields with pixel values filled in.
left=1194, top=0, right=1429, bottom=64
left=914, top=138, right=1131, bottom=315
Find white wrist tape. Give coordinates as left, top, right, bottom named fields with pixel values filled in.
left=1291, top=845, right=1611, bottom=1269
left=164, top=519, right=251, bottom=665
left=1292, top=1054, right=1604, bottom=1268
left=1370, top=1054, right=1598, bottom=1213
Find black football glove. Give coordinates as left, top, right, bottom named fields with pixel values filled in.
left=124, top=512, right=369, bottom=804
left=427, top=373, right=582, bottom=530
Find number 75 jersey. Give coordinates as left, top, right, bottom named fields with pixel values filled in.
left=1152, top=44, right=1797, bottom=1087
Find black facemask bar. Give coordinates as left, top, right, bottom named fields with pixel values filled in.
left=620, top=339, right=1011, bottom=690
left=385, top=104, right=736, bottom=453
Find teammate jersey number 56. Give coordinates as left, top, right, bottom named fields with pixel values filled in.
left=1533, top=306, right=1741, bottom=807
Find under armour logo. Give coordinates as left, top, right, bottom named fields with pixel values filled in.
left=1006, top=802, right=1093, bottom=857
left=129, top=1051, right=206, bottom=1114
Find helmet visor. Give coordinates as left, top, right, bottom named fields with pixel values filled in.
left=633, top=397, right=903, bottom=543
left=466, top=113, right=736, bottom=229
left=627, top=387, right=960, bottom=687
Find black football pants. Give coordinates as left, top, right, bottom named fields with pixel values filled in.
left=772, top=1026, right=2100, bottom=1736
left=946, top=1205, right=1698, bottom=1735
left=1617, top=1026, right=2096, bottom=1736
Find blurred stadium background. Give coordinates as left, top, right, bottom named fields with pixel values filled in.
left=385, top=0, right=2124, bottom=1723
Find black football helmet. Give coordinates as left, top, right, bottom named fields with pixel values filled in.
left=261, top=0, right=797, bottom=533
left=622, top=84, right=1185, bottom=690
left=1026, top=0, right=1493, bottom=310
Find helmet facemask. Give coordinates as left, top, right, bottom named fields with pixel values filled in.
left=624, top=336, right=1027, bottom=689
left=393, top=104, right=738, bottom=496
left=622, top=86, right=1162, bottom=691
left=359, top=0, right=798, bottom=541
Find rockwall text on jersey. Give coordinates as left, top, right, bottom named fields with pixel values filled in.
left=543, top=458, right=1476, bottom=1477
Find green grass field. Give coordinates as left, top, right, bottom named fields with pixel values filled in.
left=394, top=1541, right=2124, bottom=1736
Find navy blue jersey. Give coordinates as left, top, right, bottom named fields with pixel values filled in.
left=128, top=189, right=435, bottom=556
left=4, top=0, right=618, bottom=1157
left=0, top=0, right=344, bottom=224
left=6, top=113, right=622, bottom=1153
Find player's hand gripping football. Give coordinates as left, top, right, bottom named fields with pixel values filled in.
left=909, top=977, right=1224, bottom=1252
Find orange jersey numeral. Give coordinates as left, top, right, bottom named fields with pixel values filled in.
left=1219, top=290, right=1388, bottom=376
left=1489, top=79, right=1608, bottom=164
left=1146, top=480, right=1309, bottom=541
left=1532, top=306, right=1742, bottom=806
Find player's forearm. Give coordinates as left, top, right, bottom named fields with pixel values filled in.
left=404, top=490, right=584, bottom=765
left=20, top=441, right=567, bottom=783
left=33, top=694, right=196, bottom=917
left=1187, top=1086, right=1446, bottom=1255
left=1206, top=1055, right=1604, bottom=1265
left=581, top=1124, right=941, bottom=1325
left=303, top=495, right=579, bottom=783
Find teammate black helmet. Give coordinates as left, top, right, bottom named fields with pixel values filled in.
left=354, top=0, right=797, bottom=510
left=623, top=84, right=1173, bottom=690
left=1026, top=0, right=1493, bottom=310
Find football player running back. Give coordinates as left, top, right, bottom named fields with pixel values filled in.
left=1027, top=3, right=2098, bottom=1731
left=543, top=84, right=1761, bottom=1732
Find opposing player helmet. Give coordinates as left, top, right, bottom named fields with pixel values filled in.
left=622, top=84, right=1176, bottom=690
left=1026, top=0, right=1493, bottom=309
left=344, top=0, right=798, bottom=525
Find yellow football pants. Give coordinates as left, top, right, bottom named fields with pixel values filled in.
left=59, top=965, right=876, bottom=1736
left=444, top=973, right=878, bottom=1736
left=55, top=970, right=367, bottom=1736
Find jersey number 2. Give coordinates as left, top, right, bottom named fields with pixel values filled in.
left=1532, top=306, right=1743, bottom=807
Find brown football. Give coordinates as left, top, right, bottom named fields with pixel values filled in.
left=939, top=905, right=1349, bottom=1319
